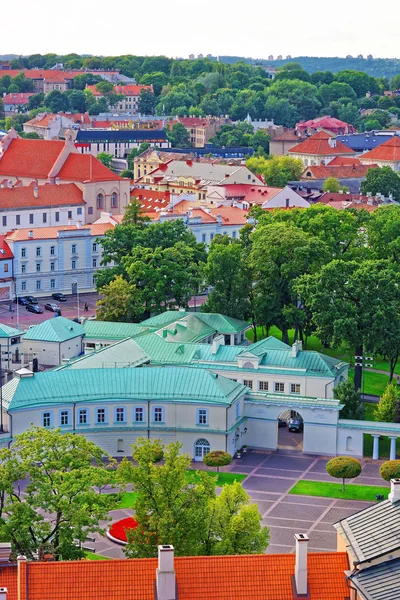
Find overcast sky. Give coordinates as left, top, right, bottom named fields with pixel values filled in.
left=2, top=0, right=399, bottom=60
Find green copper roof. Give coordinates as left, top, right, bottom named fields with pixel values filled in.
left=8, top=367, right=246, bottom=410
left=140, top=311, right=190, bottom=328
left=59, top=338, right=150, bottom=370
left=161, top=314, right=215, bottom=343
left=82, top=320, right=154, bottom=340
left=22, top=317, right=84, bottom=343
left=140, top=310, right=249, bottom=334
left=0, top=323, right=24, bottom=339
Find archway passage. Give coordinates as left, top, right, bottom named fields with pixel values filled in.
left=277, top=410, right=304, bottom=451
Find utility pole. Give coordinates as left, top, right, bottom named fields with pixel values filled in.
left=354, top=353, right=374, bottom=418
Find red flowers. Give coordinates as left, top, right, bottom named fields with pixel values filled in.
left=109, top=517, right=138, bottom=543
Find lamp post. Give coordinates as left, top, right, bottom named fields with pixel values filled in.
left=73, top=281, right=80, bottom=320
left=354, top=353, right=374, bottom=418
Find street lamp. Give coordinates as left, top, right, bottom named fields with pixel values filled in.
left=354, top=353, right=374, bottom=418
left=73, top=281, right=80, bottom=320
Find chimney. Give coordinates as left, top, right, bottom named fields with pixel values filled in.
left=17, top=555, right=27, bottom=600
left=388, top=479, right=400, bottom=503
left=7, top=180, right=12, bottom=189
left=0, top=544, right=11, bottom=563
left=328, top=137, right=337, bottom=148
left=291, top=340, right=302, bottom=358
left=33, top=186, right=39, bottom=198
left=212, top=334, right=225, bottom=354
left=28, top=230, right=33, bottom=238
left=156, top=545, right=176, bottom=600
left=0, top=588, right=7, bottom=600
left=294, top=534, right=309, bottom=597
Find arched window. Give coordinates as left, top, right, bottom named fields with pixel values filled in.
left=117, top=439, right=124, bottom=453
left=111, top=192, right=118, bottom=208
left=194, top=438, right=210, bottom=461
left=96, top=193, right=104, bottom=209
left=243, top=361, right=255, bottom=369
left=346, top=436, right=353, bottom=451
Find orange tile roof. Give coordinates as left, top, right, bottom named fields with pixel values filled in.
left=360, top=135, right=400, bottom=161
left=132, top=188, right=171, bottom=213
left=301, top=164, right=378, bottom=179
left=57, top=154, right=122, bottom=182
left=0, top=139, right=65, bottom=179
left=0, top=183, right=84, bottom=209
left=3, top=93, right=34, bottom=105
left=223, top=184, right=282, bottom=204
left=24, top=114, right=58, bottom=128
left=9, top=552, right=349, bottom=600
left=289, top=131, right=355, bottom=156
left=60, top=113, right=92, bottom=125
left=209, top=206, right=249, bottom=225
left=272, top=130, right=306, bottom=142
left=5, top=223, right=113, bottom=242
left=328, top=156, right=361, bottom=166
left=0, top=235, right=14, bottom=259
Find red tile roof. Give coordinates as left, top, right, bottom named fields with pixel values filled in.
left=0, top=139, right=65, bottom=179
left=301, top=164, right=378, bottom=179
left=57, top=154, right=122, bottom=182
left=132, top=188, right=171, bottom=213
left=360, top=135, right=400, bottom=161
left=60, top=113, right=92, bottom=125
left=0, top=235, right=14, bottom=259
left=5, top=223, right=113, bottom=242
left=289, top=131, right=355, bottom=156
left=0, top=183, right=84, bottom=209
left=296, top=116, right=355, bottom=134
left=328, top=156, right=361, bottom=166
left=3, top=93, right=34, bottom=106
left=24, top=114, right=58, bottom=128
left=8, top=552, right=349, bottom=600
left=209, top=206, right=249, bottom=225
left=222, top=184, right=282, bottom=204
left=272, top=130, right=306, bottom=142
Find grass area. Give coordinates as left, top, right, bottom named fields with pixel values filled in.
left=84, top=551, right=111, bottom=561
left=364, top=402, right=377, bottom=421
left=348, top=369, right=389, bottom=397
left=289, top=480, right=388, bottom=501
left=186, top=470, right=247, bottom=486
left=118, top=492, right=138, bottom=509
left=363, top=434, right=400, bottom=459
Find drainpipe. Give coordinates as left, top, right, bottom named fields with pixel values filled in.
left=147, top=400, right=150, bottom=439
left=7, top=413, right=12, bottom=448
left=72, top=402, right=76, bottom=433
left=225, top=407, right=228, bottom=452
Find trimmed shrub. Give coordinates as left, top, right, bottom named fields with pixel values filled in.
left=203, top=451, right=232, bottom=473
left=380, top=460, right=400, bottom=482
left=326, top=456, right=362, bottom=491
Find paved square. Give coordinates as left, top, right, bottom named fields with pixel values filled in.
left=243, top=475, right=296, bottom=493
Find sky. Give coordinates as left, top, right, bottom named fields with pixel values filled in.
left=2, top=0, right=399, bottom=60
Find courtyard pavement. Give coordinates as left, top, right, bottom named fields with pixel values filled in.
left=89, top=449, right=389, bottom=559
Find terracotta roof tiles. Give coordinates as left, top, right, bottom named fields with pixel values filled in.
left=0, top=183, right=84, bottom=209
left=0, top=139, right=65, bottom=179
left=5, top=223, right=113, bottom=242
left=301, top=164, right=378, bottom=179
left=57, top=154, right=122, bottom=182
left=360, top=135, right=400, bottom=161
left=289, top=131, right=355, bottom=156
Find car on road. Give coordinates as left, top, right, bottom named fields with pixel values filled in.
left=45, top=303, right=61, bottom=313
left=278, top=418, right=287, bottom=427
left=14, top=296, right=29, bottom=306
left=25, top=296, right=38, bottom=305
left=26, top=303, right=44, bottom=314
left=288, top=418, right=304, bottom=433
left=52, top=293, right=67, bottom=302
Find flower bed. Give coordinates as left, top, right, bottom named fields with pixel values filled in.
left=107, top=517, right=138, bottom=545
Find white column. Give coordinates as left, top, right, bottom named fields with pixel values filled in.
left=389, top=437, right=397, bottom=461
left=372, top=435, right=380, bottom=460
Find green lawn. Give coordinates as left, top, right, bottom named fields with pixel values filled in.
left=84, top=551, right=111, bottom=560
left=349, top=369, right=389, bottom=397
left=364, top=402, right=377, bottom=421
left=289, top=480, right=388, bottom=501
left=118, top=492, right=139, bottom=509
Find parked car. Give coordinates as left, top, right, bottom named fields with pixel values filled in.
left=288, top=418, right=304, bottom=433
left=45, top=303, right=60, bottom=313
left=25, top=296, right=38, bottom=305
left=52, top=293, right=67, bottom=302
left=278, top=418, right=287, bottom=427
left=26, top=303, right=43, bottom=314
left=14, top=296, right=29, bottom=306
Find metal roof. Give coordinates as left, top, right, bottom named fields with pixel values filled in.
left=0, top=323, right=24, bottom=338
left=350, top=558, right=400, bottom=600
left=76, top=129, right=168, bottom=143
left=82, top=320, right=154, bottom=340
left=141, top=311, right=249, bottom=334
left=8, top=367, right=246, bottom=410
left=59, top=338, right=150, bottom=370
left=337, top=132, right=394, bottom=152
left=22, top=317, right=84, bottom=342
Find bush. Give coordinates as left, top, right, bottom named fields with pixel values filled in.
left=326, top=456, right=362, bottom=491
left=380, top=460, right=400, bottom=481
left=203, top=451, right=232, bottom=472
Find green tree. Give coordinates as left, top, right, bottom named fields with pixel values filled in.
left=326, top=456, right=362, bottom=491
left=380, top=460, right=400, bottom=481
left=138, top=89, right=155, bottom=115
left=246, top=155, right=303, bottom=187
left=334, top=380, right=362, bottom=420
left=361, top=166, right=400, bottom=201
left=96, top=152, right=113, bottom=168
left=167, top=122, right=191, bottom=147
left=44, top=90, right=70, bottom=113
left=364, top=118, right=382, bottom=131
left=27, top=93, right=45, bottom=111
left=0, top=427, right=118, bottom=560
left=120, top=169, right=133, bottom=179
left=322, top=177, right=349, bottom=193
left=376, top=382, right=398, bottom=423
left=203, top=451, right=232, bottom=473
left=122, top=197, right=151, bottom=227
left=96, top=275, right=144, bottom=322
left=95, top=81, right=114, bottom=95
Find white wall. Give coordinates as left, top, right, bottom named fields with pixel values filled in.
left=0, top=205, right=85, bottom=235
left=262, top=187, right=310, bottom=209
left=21, top=336, right=83, bottom=366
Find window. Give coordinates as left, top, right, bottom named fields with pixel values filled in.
left=50, top=246, right=55, bottom=256
left=71, top=260, right=76, bottom=269
left=78, top=409, right=87, bottom=425
left=3, top=264, right=8, bottom=273
left=210, top=233, right=214, bottom=241
left=259, top=381, right=269, bottom=391
left=97, top=193, right=104, bottom=209
left=290, top=383, right=301, bottom=394
left=43, top=213, right=47, bottom=224
left=50, top=262, right=55, bottom=271
left=2, top=216, right=6, bottom=227
left=88, top=207, right=93, bottom=215
left=92, top=258, right=97, bottom=268
left=36, top=263, right=41, bottom=272
left=16, top=215, right=20, bottom=225
left=153, top=407, right=164, bottom=423
left=71, top=244, right=77, bottom=254
left=236, top=402, right=240, bottom=418
left=42, top=412, right=52, bottom=427
left=36, top=247, right=41, bottom=257
left=60, top=410, right=69, bottom=426
left=36, top=280, right=41, bottom=290
left=115, top=407, right=126, bottom=423
left=134, top=407, right=144, bottom=422
left=77, top=207, right=82, bottom=215
left=55, top=212, right=60, bottom=222
left=21, top=281, right=26, bottom=291
left=21, top=248, right=26, bottom=258
left=111, top=192, right=118, bottom=208
left=194, top=438, right=210, bottom=459
left=232, top=231, right=237, bottom=239
left=201, top=233, right=206, bottom=243
left=117, top=439, right=124, bottom=453
left=92, top=242, right=98, bottom=252
left=29, top=214, right=34, bottom=224
left=197, top=409, right=208, bottom=425
left=243, top=379, right=253, bottom=390
left=50, top=279, right=56, bottom=289
left=96, top=408, right=106, bottom=423
left=68, top=210, right=72, bottom=219
left=274, top=382, right=285, bottom=393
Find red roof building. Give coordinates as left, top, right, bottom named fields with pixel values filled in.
left=360, top=135, right=400, bottom=172
left=3, top=93, right=34, bottom=112
left=317, top=192, right=382, bottom=211
left=0, top=182, right=84, bottom=209
left=296, top=116, right=355, bottom=136
left=301, top=163, right=378, bottom=180
left=289, top=131, right=356, bottom=166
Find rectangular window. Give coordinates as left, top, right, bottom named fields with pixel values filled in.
left=43, top=412, right=51, bottom=427
left=50, top=262, right=55, bottom=271
left=50, top=246, right=55, bottom=256
left=210, top=233, right=214, bottom=241
left=153, top=407, right=163, bottom=423
left=115, top=407, right=125, bottom=423
left=3, top=264, right=8, bottom=273
left=77, top=207, right=82, bottom=215
left=259, top=381, right=269, bottom=391
left=68, top=211, right=72, bottom=219
left=21, top=248, right=26, bottom=258
left=60, top=410, right=69, bottom=426
left=55, top=212, right=60, bottom=222
left=36, top=263, right=41, bottom=272
left=43, top=213, right=47, bottom=224
left=88, top=207, right=93, bottom=215
left=243, top=379, right=253, bottom=390
left=96, top=408, right=106, bottom=423
left=2, top=216, right=6, bottom=227
left=71, top=244, right=77, bottom=254
left=134, top=407, right=144, bottom=422
left=197, top=409, right=208, bottom=425
left=71, top=260, right=76, bottom=269
left=21, top=281, right=26, bottom=291
left=36, top=280, right=41, bottom=290
left=92, top=242, right=98, bottom=252
left=78, top=409, right=87, bottom=424
left=50, top=279, right=56, bottom=289
left=201, top=234, right=206, bottom=243
left=275, top=382, right=285, bottom=393
left=29, top=214, right=34, bottom=224
left=92, top=258, right=97, bottom=268
left=36, top=247, right=41, bottom=257
left=236, top=402, right=240, bottom=418
left=290, top=383, right=301, bottom=394
left=16, top=215, right=20, bottom=225
left=232, top=231, right=237, bottom=239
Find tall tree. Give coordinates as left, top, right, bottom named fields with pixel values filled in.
left=167, top=122, right=191, bottom=147
left=334, top=380, right=362, bottom=419
left=361, top=166, right=400, bottom=200
left=96, top=275, right=144, bottom=322
left=96, top=152, right=113, bottom=168
left=138, top=89, right=155, bottom=114
left=122, top=197, right=151, bottom=227
left=375, top=382, right=398, bottom=423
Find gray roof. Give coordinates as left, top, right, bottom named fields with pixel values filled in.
left=337, top=132, right=394, bottom=152
left=334, top=499, right=400, bottom=563
left=58, top=338, right=150, bottom=370
left=289, top=178, right=363, bottom=193
left=350, top=558, right=400, bottom=600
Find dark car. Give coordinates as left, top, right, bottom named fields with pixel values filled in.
left=26, top=303, right=43, bottom=314
left=25, top=296, right=38, bottom=305
left=14, top=296, right=29, bottom=306
left=45, top=303, right=60, bottom=313
left=278, top=418, right=287, bottom=427
left=52, top=293, right=67, bottom=302
left=288, top=418, right=304, bottom=433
